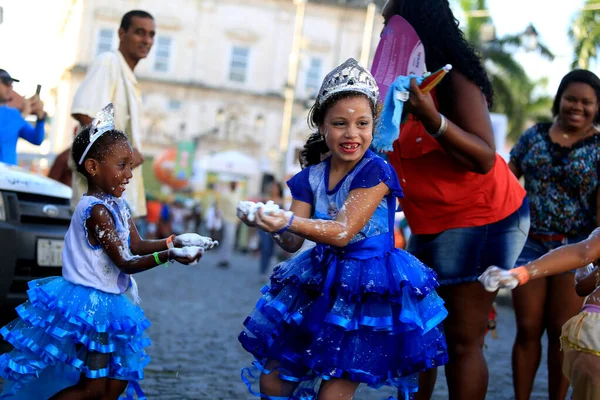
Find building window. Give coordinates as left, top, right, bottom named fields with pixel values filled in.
left=229, top=46, right=250, bottom=83
left=96, top=28, right=114, bottom=55
left=154, top=36, right=172, bottom=72
left=305, top=57, right=322, bottom=96
left=168, top=99, right=182, bottom=110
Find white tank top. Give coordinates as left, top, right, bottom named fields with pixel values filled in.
left=62, top=195, right=132, bottom=294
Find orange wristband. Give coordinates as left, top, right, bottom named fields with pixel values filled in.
left=510, top=266, right=531, bottom=286
left=166, top=235, right=175, bottom=249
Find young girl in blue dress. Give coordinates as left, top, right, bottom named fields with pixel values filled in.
left=0, top=104, right=214, bottom=399
left=238, top=59, right=448, bottom=399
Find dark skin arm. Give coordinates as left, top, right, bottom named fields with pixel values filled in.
left=405, top=72, right=496, bottom=174
left=86, top=204, right=201, bottom=273
left=575, top=268, right=599, bottom=297
left=72, top=113, right=144, bottom=168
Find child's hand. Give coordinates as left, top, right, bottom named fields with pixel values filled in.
left=168, top=246, right=204, bottom=265
left=173, top=233, right=219, bottom=250
left=478, top=265, right=519, bottom=292
left=255, top=209, right=292, bottom=233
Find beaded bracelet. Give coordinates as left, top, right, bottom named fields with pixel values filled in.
left=275, top=213, right=295, bottom=235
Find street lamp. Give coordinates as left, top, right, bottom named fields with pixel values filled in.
left=279, top=0, right=306, bottom=178
left=521, top=24, right=539, bottom=52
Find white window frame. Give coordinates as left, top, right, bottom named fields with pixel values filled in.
left=153, top=36, right=173, bottom=73
left=305, top=56, right=323, bottom=96
left=228, top=46, right=250, bottom=83
left=96, top=28, right=115, bottom=56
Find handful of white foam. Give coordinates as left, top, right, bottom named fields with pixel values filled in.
left=237, top=200, right=281, bottom=222
left=169, top=233, right=219, bottom=266
left=169, top=246, right=204, bottom=266
left=478, top=265, right=519, bottom=292
left=175, top=233, right=219, bottom=250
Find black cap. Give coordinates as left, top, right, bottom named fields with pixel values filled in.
left=0, top=69, right=19, bottom=83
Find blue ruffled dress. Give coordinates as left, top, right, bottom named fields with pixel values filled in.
left=0, top=195, right=151, bottom=399
left=239, top=150, right=448, bottom=399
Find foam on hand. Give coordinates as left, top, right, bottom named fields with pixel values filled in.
left=237, top=200, right=281, bottom=222
left=170, top=246, right=203, bottom=265
left=478, top=266, right=519, bottom=292
left=176, top=233, right=219, bottom=250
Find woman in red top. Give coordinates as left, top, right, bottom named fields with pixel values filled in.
left=382, top=1, right=529, bottom=399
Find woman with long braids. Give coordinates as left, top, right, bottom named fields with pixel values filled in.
left=381, top=1, right=530, bottom=399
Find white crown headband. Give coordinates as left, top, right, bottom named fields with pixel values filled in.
left=316, top=58, right=379, bottom=107
left=78, top=103, right=116, bottom=165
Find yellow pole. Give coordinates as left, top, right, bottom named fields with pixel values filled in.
left=279, top=0, right=306, bottom=177
left=360, top=2, right=377, bottom=67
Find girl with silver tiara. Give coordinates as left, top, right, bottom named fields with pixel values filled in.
left=0, top=104, right=217, bottom=399
left=237, top=59, right=448, bottom=399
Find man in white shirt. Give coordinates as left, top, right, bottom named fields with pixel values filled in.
left=71, top=10, right=155, bottom=221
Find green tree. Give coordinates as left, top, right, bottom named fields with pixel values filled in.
left=569, top=0, right=600, bottom=69
left=459, top=0, right=554, bottom=142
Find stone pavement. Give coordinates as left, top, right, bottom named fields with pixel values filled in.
left=134, top=251, right=550, bottom=400
left=0, top=251, right=552, bottom=399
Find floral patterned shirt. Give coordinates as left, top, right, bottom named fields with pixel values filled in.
left=510, top=123, right=600, bottom=236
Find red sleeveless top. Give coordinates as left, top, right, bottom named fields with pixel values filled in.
left=387, top=114, right=526, bottom=235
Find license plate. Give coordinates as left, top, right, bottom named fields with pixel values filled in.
left=37, top=239, right=64, bottom=267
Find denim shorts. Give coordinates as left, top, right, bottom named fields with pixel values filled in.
left=515, top=233, right=588, bottom=273
left=407, top=198, right=530, bottom=285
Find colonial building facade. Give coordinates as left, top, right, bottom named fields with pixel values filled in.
left=49, top=0, right=383, bottom=195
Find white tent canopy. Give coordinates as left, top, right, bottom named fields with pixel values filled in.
left=198, top=150, right=259, bottom=178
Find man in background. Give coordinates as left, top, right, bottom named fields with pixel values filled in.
left=216, top=181, right=242, bottom=268
left=70, top=10, right=155, bottom=224
left=0, top=69, right=46, bottom=165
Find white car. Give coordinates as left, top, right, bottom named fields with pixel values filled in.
left=0, top=162, right=71, bottom=321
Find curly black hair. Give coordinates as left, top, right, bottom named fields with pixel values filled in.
left=71, top=126, right=130, bottom=178
left=300, top=91, right=379, bottom=168
left=391, top=0, right=494, bottom=108
left=552, top=69, right=600, bottom=124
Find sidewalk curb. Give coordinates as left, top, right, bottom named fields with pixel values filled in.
left=495, top=288, right=513, bottom=308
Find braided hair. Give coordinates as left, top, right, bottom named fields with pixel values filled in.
left=392, top=0, right=494, bottom=108
left=71, top=126, right=129, bottom=178
left=300, top=91, right=379, bottom=168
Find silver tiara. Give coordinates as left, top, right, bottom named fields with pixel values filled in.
left=78, top=103, right=116, bottom=165
left=316, top=58, right=379, bottom=107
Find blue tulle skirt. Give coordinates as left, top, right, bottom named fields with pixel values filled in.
left=0, top=277, right=151, bottom=399
left=239, top=235, right=449, bottom=399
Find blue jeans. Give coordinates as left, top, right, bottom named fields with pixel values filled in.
left=407, top=198, right=530, bottom=285
left=516, top=233, right=588, bottom=273
left=259, top=230, right=275, bottom=275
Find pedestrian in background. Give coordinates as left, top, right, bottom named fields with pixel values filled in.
left=257, top=181, right=284, bottom=281
left=216, top=181, right=242, bottom=268
left=0, top=69, right=47, bottom=165
left=508, top=69, right=600, bottom=400
left=380, top=2, right=530, bottom=399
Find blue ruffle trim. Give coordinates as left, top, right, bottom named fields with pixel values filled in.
left=238, top=246, right=448, bottom=398
left=0, top=277, right=151, bottom=398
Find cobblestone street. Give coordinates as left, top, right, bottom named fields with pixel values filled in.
left=135, top=250, right=551, bottom=400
